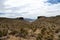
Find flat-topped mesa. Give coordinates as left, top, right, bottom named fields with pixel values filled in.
left=37, top=16, right=46, bottom=19
left=17, top=17, right=24, bottom=20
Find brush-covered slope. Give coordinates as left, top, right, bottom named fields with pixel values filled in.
left=0, top=17, right=31, bottom=29
left=31, top=15, right=60, bottom=40
left=0, top=17, right=31, bottom=40
left=0, top=15, right=60, bottom=40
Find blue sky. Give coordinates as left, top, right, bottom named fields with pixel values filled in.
left=47, top=0, right=60, bottom=4
left=0, top=0, right=60, bottom=19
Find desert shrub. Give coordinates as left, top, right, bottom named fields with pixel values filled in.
left=41, top=28, right=46, bottom=35
left=0, top=29, right=8, bottom=37
left=55, top=30, right=59, bottom=33
left=30, top=25, right=37, bottom=32
left=55, top=29, right=60, bottom=33
left=36, top=34, right=43, bottom=40
left=0, top=31, right=3, bottom=37
left=19, top=28, right=28, bottom=38
left=58, top=35, right=60, bottom=40
left=45, top=35, right=53, bottom=40
left=58, top=35, right=60, bottom=38
left=33, top=28, right=37, bottom=32
left=9, top=30, right=18, bottom=35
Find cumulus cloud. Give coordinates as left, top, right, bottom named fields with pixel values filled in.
left=0, top=0, right=60, bottom=19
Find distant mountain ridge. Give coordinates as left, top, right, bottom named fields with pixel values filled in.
left=0, top=17, right=35, bottom=22
left=24, top=18, right=35, bottom=22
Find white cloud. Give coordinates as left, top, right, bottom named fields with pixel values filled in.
left=0, top=0, right=60, bottom=19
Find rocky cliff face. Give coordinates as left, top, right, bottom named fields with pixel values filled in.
left=0, top=15, right=60, bottom=40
